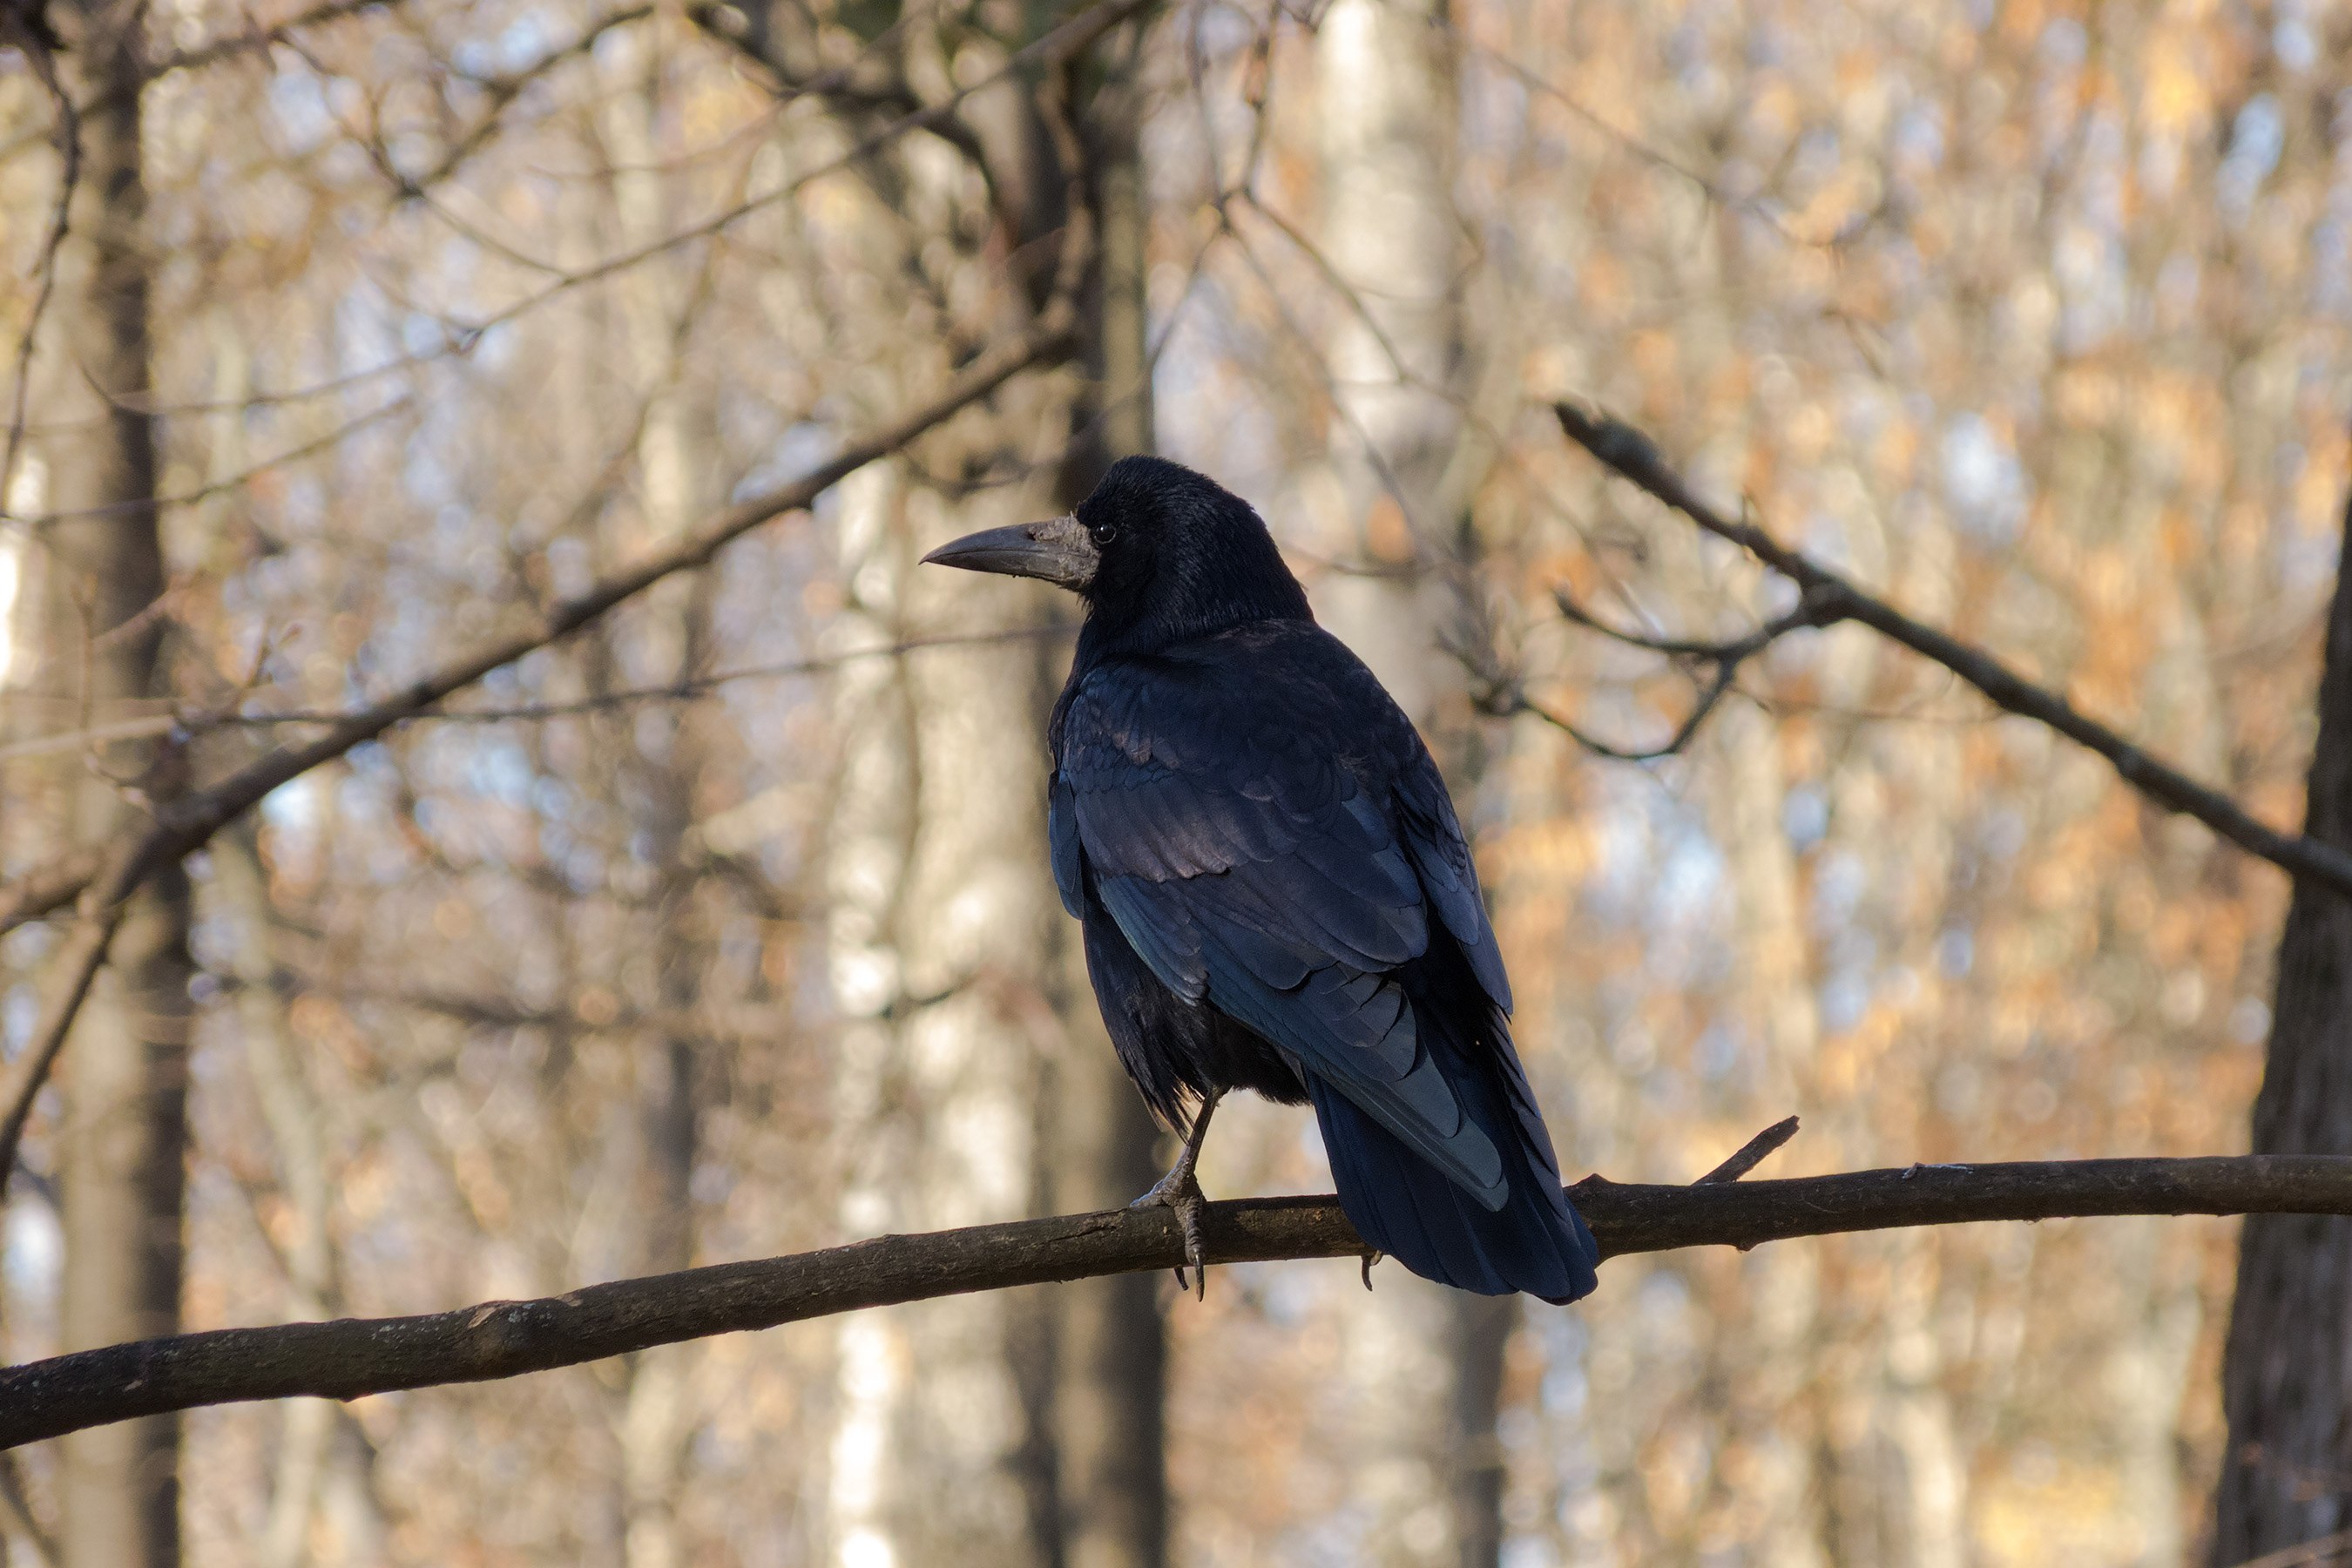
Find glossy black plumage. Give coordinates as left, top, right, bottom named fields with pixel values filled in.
left=949, top=456, right=1598, bottom=1302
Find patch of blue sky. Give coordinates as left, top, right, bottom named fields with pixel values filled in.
left=1460, top=55, right=1529, bottom=161
left=2056, top=221, right=2130, bottom=354
left=401, top=310, right=446, bottom=360
left=2220, top=94, right=2286, bottom=227
left=1631, top=1268, right=1694, bottom=1355
left=260, top=769, right=321, bottom=835
left=1977, top=804, right=2028, bottom=861
left=2274, top=2, right=2320, bottom=71
left=732, top=421, right=838, bottom=504
left=1693, top=1022, right=1741, bottom=1082
left=1782, top=783, right=1829, bottom=849
left=267, top=71, right=335, bottom=157
left=2276, top=525, right=2338, bottom=599
left=464, top=738, right=540, bottom=809
left=1818, top=970, right=1870, bottom=1034
left=335, top=280, right=407, bottom=387
left=1940, top=412, right=2029, bottom=546
left=718, top=387, right=787, bottom=467
left=2039, top=16, right=2087, bottom=69
left=2, top=983, right=35, bottom=1061
left=1809, top=846, right=1868, bottom=936
left=497, top=10, right=557, bottom=72
left=1539, top=1355, right=1589, bottom=1422
left=1892, top=102, right=1946, bottom=173
left=1652, top=825, right=1726, bottom=933
left=3, top=1199, right=60, bottom=1297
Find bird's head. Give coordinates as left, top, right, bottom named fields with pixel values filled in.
left=922, top=456, right=1309, bottom=652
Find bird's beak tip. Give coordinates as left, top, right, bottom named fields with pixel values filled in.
left=921, top=517, right=1098, bottom=588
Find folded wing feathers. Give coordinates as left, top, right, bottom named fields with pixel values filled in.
left=1061, top=638, right=1517, bottom=1210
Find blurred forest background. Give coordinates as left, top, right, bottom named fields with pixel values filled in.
left=2, top=0, right=2350, bottom=1563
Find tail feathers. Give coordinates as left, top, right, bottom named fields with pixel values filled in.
left=1309, top=1057, right=1599, bottom=1304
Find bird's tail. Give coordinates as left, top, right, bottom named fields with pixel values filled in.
left=1308, top=999, right=1598, bottom=1304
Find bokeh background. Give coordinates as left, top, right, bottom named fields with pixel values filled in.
left=3, top=0, right=2351, bottom=1562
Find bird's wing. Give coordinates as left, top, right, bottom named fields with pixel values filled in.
left=1390, top=735, right=1513, bottom=1015
left=1058, top=626, right=1509, bottom=1204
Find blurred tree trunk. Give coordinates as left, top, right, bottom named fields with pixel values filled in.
left=1712, top=698, right=1836, bottom=1568
left=818, top=136, right=1072, bottom=1563
left=814, top=24, right=1166, bottom=1565
left=1046, top=39, right=1170, bottom=1568
left=45, top=4, right=193, bottom=1565
left=602, top=51, right=713, bottom=1568
left=2214, top=480, right=2352, bottom=1562
left=821, top=446, right=1066, bottom=1568
left=1309, top=4, right=1501, bottom=1564
left=217, top=829, right=381, bottom=1568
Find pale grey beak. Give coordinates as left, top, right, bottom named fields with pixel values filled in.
left=922, top=515, right=1098, bottom=590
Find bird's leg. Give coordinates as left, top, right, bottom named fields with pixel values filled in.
left=1131, top=1089, right=1221, bottom=1299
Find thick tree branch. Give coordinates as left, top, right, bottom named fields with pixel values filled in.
left=1552, top=401, right=2352, bottom=900
left=5, top=1152, right=2344, bottom=1449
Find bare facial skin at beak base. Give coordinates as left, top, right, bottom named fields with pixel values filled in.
left=922, top=514, right=1098, bottom=590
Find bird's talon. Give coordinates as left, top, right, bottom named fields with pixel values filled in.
left=1133, top=1169, right=1212, bottom=1301
left=1132, top=1093, right=1220, bottom=1301
left=1362, top=1251, right=1382, bottom=1290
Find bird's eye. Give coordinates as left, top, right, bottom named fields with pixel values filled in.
left=1089, top=519, right=1119, bottom=545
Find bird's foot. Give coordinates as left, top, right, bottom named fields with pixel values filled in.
left=1130, top=1165, right=1211, bottom=1301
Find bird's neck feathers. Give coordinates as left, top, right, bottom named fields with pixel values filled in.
left=1075, top=501, right=1312, bottom=664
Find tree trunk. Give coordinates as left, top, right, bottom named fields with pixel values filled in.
left=2213, top=479, right=2352, bottom=1560
left=216, top=831, right=347, bottom=1568
left=1309, top=3, right=1499, bottom=1564
left=1048, top=43, right=1170, bottom=1568
left=46, top=4, right=192, bottom=1565
left=821, top=405, right=1070, bottom=1568
left=600, top=51, right=713, bottom=1567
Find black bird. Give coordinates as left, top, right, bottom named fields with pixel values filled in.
left=923, top=456, right=1598, bottom=1303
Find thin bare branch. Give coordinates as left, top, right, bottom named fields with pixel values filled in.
left=443, top=0, right=1145, bottom=339
left=141, top=0, right=395, bottom=82
left=1452, top=28, right=1817, bottom=250
left=0, top=896, right=127, bottom=1181
left=395, top=7, right=656, bottom=193
left=10, top=1152, right=2352, bottom=1447
left=0, top=1443, right=53, bottom=1565
left=224, top=627, right=1071, bottom=727
left=1553, top=400, right=2352, bottom=898
left=0, top=19, right=80, bottom=524
left=0, top=39, right=1105, bottom=1176
left=19, top=396, right=410, bottom=526
left=1693, top=1116, right=1801, bottom=1185
left=0, top=846, right=103, bottom=936
left=1512, top=583, right=1852, bottom=760
left=0, top=0, right=400, bottom=169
